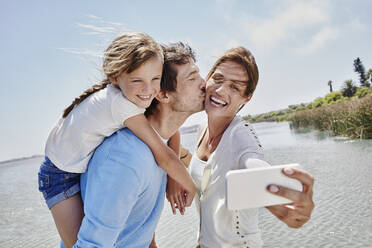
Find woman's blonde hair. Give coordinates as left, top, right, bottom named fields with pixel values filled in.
left=63, top=32, right=163, bottom=118
left=206, top=47, right=259, bottom=97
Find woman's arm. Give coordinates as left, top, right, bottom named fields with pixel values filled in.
left=265, top=167, right=314, bottom=228
left=236, top=122, right=314, bottom=228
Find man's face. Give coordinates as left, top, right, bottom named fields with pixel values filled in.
left=168, top=59, right=206, bottom=114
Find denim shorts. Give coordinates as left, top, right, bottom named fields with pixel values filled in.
left=38, top=157, right=81, bottom=209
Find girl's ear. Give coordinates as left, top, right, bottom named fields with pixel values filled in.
left=155, top=91, right=170, bottom=103
left=109, top=76, right=118, bottom=85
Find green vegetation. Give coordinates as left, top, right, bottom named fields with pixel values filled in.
left=291, top=96, right=372, bottom=139
left=244, top=57, right=372, bottom=139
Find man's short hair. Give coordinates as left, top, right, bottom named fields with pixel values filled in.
left=145, top=42, right=196, bottom=116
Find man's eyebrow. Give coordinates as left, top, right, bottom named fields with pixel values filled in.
left=186, top=69, right=198, bottom=78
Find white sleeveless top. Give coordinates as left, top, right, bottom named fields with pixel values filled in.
left=189, top=116, right=268, bottom=248
left=45, top=84, right=144, bottom=173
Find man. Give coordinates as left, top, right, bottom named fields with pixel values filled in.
left=72, top=43, right=205, bottom=247
left=72, top=43, right=314, bottom=247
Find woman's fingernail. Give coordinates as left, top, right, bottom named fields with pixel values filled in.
left=268, top=185, right=279, bottom=193
left=284, top=167, right=294, bottom=175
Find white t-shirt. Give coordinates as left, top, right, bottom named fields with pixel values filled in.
left=45, top=84, right=144, bottom=173
left=189, top=116, right=268, bottom=248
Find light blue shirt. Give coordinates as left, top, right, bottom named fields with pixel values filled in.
left=71, top=128, right=167, bottom=248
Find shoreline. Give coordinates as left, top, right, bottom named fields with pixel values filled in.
left=244, top=95, right=372, bottom=139
left=0, top=154, right=43, bottom=165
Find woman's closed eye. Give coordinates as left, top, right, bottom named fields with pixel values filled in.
left=230, top=84, right=239, bottom=91
left=212, top=76, right=223, bottom=84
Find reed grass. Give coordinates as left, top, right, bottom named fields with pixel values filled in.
left=290, top=96, right=372, bottom=139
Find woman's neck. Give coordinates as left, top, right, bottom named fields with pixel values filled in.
left=206, top=115, right=234, bottom=148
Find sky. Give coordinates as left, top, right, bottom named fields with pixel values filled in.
left=1, top=0, right=371, bottom=161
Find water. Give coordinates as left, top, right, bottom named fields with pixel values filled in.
left=1, top=122, right=371, bottom=247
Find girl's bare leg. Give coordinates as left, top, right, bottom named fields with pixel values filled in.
left=50, top=194, right=84, bottom=248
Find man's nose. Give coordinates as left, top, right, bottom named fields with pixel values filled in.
left=199, top=77, right=206, bottom=89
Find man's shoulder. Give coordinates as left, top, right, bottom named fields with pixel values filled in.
left=107, top=128, right=150, bottom=149
left=97, top=128, right=155, bottom=167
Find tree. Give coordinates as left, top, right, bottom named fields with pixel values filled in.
left=328, top=80, right=333, bottom=92
left=353, top=58, right=368, bottom=87
left=366, top=69, right=372, bottom=87
left=341, top=80, right=357, bottom=97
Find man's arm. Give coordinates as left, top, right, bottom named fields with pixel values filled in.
left=73, top=157, right=142, bottom=247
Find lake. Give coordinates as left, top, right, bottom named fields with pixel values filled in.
left=1, top=122, right=371, bottom=247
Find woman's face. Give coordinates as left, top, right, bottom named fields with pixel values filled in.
left=205, top=61, right=252, bottom=118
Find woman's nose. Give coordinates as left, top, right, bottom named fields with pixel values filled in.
left=215, top=83, right=228, bottom=95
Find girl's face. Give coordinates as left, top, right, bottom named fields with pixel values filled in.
left=205, top=61, right=252, bottom=118
left=111, top=56, right=163, bottom=109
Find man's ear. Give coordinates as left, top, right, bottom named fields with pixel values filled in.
left=155, top=91, right=171, bottom=103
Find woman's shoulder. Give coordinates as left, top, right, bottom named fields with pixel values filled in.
left=227, top=116, right=263, bottom=152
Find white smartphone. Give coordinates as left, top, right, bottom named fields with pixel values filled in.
left=226, top=162, right=302, bottom=210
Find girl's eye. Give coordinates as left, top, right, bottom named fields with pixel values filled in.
left=132, top=80, right=142, bottom=83
left=189, top=78, right=196, bottom=81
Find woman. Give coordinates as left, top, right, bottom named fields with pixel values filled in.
left=167, top=47, right=314, bottom=248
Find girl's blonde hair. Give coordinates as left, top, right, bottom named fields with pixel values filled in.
left=63, top=32, right=163, bottom=118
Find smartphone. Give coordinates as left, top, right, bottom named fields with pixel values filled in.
left=226, top=162, right=302, bottom=210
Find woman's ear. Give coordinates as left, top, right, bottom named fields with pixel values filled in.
left=243, top=93, right=253, bottom=104
left=237, top=94, right=253, bottom=112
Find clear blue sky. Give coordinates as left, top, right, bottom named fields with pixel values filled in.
left=1, top=0, right=371, bottom=161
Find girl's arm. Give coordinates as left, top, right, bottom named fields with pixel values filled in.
left=167, top=130, right=186, bottom=213
left=125, top=114, right=196, bottom=202
left=167, top=130, right=181, bottom=157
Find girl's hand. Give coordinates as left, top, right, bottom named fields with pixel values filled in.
left=184, top=184, right=196, bottom=207
left=266, top=168, right=315, bottom=228
left=166, top=177, right=186, bottom=215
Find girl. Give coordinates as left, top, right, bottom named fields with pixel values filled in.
left=38, top=32, right=196, bottom=248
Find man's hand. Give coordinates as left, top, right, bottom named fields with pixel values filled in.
left=166, top=177, right=186, bottom=215
left=265, top=167, right=314, bottom=228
